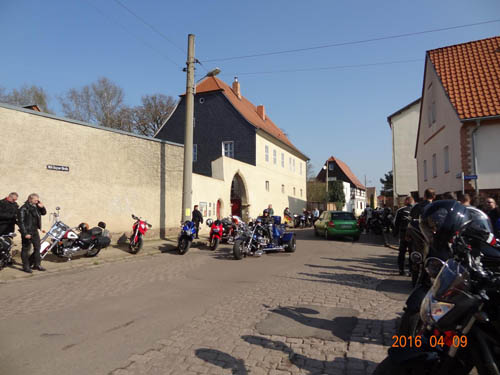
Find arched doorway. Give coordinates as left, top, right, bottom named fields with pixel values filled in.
left=230, top=173, right=248, bottom=221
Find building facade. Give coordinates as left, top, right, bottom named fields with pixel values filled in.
left=316, top=157, right=366, bottom=215
left=387, top=99, right=420, bottom=206
left=156, top=77, right=308, bottom=221
left=415, top=36, right=500, bottom=200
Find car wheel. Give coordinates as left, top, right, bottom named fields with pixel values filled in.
left=324, top=229, right=330, bottom=240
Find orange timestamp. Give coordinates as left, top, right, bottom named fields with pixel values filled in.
left=392, top=335, right=468, bottom=348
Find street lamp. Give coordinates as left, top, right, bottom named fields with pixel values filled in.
left=323, top=163, right=329, bottom=210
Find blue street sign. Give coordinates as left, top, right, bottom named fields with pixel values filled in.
left=464, top=175, right=478, bottom=180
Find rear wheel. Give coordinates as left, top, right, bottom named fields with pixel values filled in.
left=233, top=240, right=244, bottom=260
left=178, top=237, right=191, bottom=255
left=324, top=229, right=331, bottom=240
left=129, top=236, right=143, bottom=254
left=285, top=235, right=296, bottom=253
left=210, top=237, right=219, bottom=251
left=85, top=247, right=101, bottom=257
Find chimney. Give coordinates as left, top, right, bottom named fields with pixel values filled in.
left=232, top=77, right=241, bottom=99
left=257, top=105, right=266, bottom=121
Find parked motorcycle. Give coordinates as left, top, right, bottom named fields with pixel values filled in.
left=206, top=218, right=223, bottom=251
left=0, top=232, right=15, bottom=270
left=178, top=221, right=196, bottom=255
left=40, top=207, right=111, bottom=260
left=233, top=216, right=296, bottom=260
left=129, top=214, right=152, bottom=254
left=374, top=226, right=500, bottom=374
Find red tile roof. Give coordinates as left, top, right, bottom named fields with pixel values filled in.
left=428, top=36, right=500, bottom=119
left=195, top=77, right=306, bottom=158
left=316, top=156, right=366, bottom=190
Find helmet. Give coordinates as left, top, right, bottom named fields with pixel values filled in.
left=263, top=209, right=269, bottom=216
left=460, top=206, right=496, bottom=246
left=98, top=221, right=106, bottom=229
left=419, top=200, right=470, bottom=250
left=78, top=222, right=89, bottom=232
left=206, top=218, right=213, bottom=227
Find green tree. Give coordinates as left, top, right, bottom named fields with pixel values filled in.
left=380, top=170, right=393, bottom=197
left=328, top=180, right=345, bottom=209
left=307, top=180, right=326, bottom=202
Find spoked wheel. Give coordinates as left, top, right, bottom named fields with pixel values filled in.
left=129, top=237, right=143, bottom=254
left=178, top=237, right=191, bottom=255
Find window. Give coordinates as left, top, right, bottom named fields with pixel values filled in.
left=281, top=184, right=285, bottom=193
left=299, top=162, right=302, bottom=175
left=281, top=153, right=284, bottom=168
left=444, top=146, right=450, bottom=173
left=222, top=141, right=234, bottom=158
left=193, top=144, right=198, bottom=162
left=328, top=162, right=334, bottom=171
left=300, top=189, right=303, bottom=197
left=432, top=153, right=437, bottom=178
left=293, top=159, right=296, bottom=172
left=289, top=157, right=292, bottom=171
left=265, top=181, right=269, bottom=192
left=293, top=187, right=296, bottom=196
left=265, top=145, right=269, bottom=162
left=424, top=160, right=428, bottom=181
left=273, top=149, right=277, bottom=165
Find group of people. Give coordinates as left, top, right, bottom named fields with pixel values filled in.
left=393, top=188, right=500, bottom=276
left=0, top=192, right=48, bottom=273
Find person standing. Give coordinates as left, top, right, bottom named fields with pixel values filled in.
left=17, top=193, right=47, bottom=273
left=485, top=197, right=500, bottom=238
left=0, top=192, right=19, bottom=235
left=192, top=205, right=203, bottom=239
left=410, top=188, right=436, bottom=220
left=393, top=196, right=414, bottom=276
left=458, top=193, right=471, bottom=206
left=267, top=204, right=274, bottom=217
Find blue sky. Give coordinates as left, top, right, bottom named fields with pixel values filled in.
left=1, top=0, right=499, bottom=190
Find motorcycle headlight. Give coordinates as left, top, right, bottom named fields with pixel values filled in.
left=213, top=228, right=220, bottom=232
left=420, top=292, right=454, bottom=324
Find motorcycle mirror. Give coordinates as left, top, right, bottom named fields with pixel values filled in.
left=147, top=223, right=152, bottom=228
left=9, top=232, right=16, bottom=237
left=424, top=257, right=446, bottom=279
left=131, top=214, right=136, bottom=219
left=56, top=206, right=60, bottom=211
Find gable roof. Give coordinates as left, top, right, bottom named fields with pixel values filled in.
left=387, top=98, right=421, bottom=128
left=195, top=76, right=308, bottom=160
left=428, top=36, right=500, bottom=120
left=316, top=156, right=366, bottom=190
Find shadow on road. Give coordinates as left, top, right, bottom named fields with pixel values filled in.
left=195, top=348, right=247, bottom=374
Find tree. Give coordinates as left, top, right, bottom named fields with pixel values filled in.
left=306, top=160, right=316, bottom=180
left=0, top=84, right=52, bottom=113
left=307, top=181, right=326, bottom=202
left=380, top=170, right=393, bottom=197
left=59, top=77, right=126, bottom=128
left=131, top=94, right=176, bottom=137
left=328, top=180, right=345, bottom=209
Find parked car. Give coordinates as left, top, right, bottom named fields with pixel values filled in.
left=314, top=211, right=360, bottom=241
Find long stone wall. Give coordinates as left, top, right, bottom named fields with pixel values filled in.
left=0, top=104, right=184, bottom=242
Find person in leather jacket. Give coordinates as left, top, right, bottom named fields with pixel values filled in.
left=0, top=192, right=19, bottom=235
left=393, top=196, right=414, bottom=275
left=409, top=188, right=435, bottom=220
left=17, top=193, right=47, bottom=273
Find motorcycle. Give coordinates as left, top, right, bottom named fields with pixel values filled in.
left=374, top=224, right=500, bottom=375
left=129, top=214, right=152, bottom=254
left=178, top=221, right=196, bottom=255
left=206, top=218, right=223, bottom=251
left=0, top=232, right=15, bottom=270
left=220, top=215, right=244, bottom=244
left=233, top=216, right=296, bottom=260
left=40, top=207, right=110, bottom=260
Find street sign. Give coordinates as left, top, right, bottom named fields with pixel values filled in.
left=47, top=164, right=69, bottom=172
left=464, top=175, right=478, bottom=180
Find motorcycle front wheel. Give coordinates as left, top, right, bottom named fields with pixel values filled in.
left=233, top=240, right=244, bottom=260
left=210, top=237, right=219, bottom=251
left=129, top=236, right=143, bottom=254
left=178, top=237, right=191, bottom=255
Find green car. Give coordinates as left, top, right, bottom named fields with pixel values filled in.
left=314, top=211, right=360, bottom=241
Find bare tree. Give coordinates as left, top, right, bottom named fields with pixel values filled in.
left=0, top=84, right=52, bottom=113
left=59, top=77, right=126, bottom=128
left=132, top=94, right=176, bottom=137
left=306, top=160, right=316, bottom=180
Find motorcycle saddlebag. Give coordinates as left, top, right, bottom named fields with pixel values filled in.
left=96, top=236, right=111, bottom=249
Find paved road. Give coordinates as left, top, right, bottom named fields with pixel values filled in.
left=0, top=230, right=408, bottom=375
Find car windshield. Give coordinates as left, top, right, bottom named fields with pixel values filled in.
left=331, top=212, right=355, bottom=221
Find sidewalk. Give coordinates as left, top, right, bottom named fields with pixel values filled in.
left=0, top=234, right=211, bottom=283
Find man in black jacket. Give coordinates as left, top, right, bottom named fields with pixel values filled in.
left=0, top=192, right=19, bottom=235
left=192, top=205, right=203, bottom=239
left=410, top=188, right=436, bottom=220
left=17, top=193, right=47, bottom=273
left=393, top=196, right=414, bottom=275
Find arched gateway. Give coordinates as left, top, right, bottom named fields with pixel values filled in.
left=230, top=173, right=249, bottom=221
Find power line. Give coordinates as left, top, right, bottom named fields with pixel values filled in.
left=224, top=58, right=422, bottom=76
left=83, top=0, right=183, bottom=69
left=202, top=19, right=500, bottom=62
left=112, top=0, right=186, bottom=55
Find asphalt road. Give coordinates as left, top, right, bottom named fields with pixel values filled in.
left=0, top=229, right=400, bottom=375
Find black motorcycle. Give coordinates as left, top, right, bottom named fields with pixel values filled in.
left=0, top=232, right=15, bottom=270
left=375, top=229, right=500, bottom=375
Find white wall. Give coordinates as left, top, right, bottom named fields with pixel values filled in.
left=476, top=123, right=500, bottom=190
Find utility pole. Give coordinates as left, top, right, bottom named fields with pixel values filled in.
left=182, top=34, right=195, bottom=222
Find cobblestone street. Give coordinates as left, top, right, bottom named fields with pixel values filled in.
left=0, top=230, right=411, bottom=375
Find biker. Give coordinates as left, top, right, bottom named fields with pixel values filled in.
left=409, top=188, right=435, bottom=220
left=261, top=209, right=273, bottom=240
left=393, top=196, right=414, bottom=275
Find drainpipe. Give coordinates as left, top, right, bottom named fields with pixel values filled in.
left=471, top=119, right=481, bottom=197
